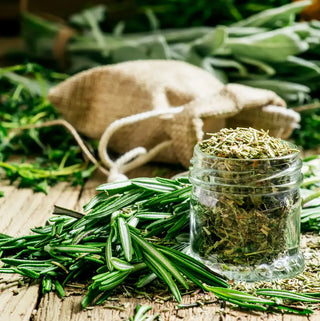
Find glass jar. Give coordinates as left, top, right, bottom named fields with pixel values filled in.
left=189, top=143, right=305, bottom=282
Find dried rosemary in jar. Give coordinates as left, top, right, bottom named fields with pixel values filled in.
left=189, top=127, right=305, bottom=281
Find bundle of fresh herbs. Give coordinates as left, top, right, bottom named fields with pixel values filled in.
left=1, top=176, right=319, bottom=315
left=18, top=1, right=320, bottom=148
left=99, top=0, right=293, bottom=33
left=0, top=63, right=95, bottom=194
left=0, top=177, right=228, bottom=307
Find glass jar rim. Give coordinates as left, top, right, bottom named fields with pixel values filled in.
left=194, top=141, right=300, bottom=162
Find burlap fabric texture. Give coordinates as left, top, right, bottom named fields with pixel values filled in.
left=48, top=60, right=300, bottom=181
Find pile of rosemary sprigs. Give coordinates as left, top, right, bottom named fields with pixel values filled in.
left=0, top=63, right=95, bottom=195
left=1, top=173, right=320, bottom=315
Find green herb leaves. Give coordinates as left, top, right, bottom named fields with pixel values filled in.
left=0, top=177, right=226, bottom=307
left=0, top=64, right=94, bottom=194
left=0, top=173, right=320, bottom=314
left=19, top=1, right=320, bottom=150
left=118, top=217, right=133, bottom=262
left=204, top=286, right=314, bottom=314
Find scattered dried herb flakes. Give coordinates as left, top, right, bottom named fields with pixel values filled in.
left=199, top=127, right=299, bottom=159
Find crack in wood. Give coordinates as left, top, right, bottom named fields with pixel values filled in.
left=29, top=284, right=43, bottom=321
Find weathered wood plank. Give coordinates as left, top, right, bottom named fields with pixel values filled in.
left=0, top=279, right=39, bottom=321
left=0, top=182, right=82, bottom=235
left=309, top=312, right=320, bottom=321
left=0, top=181, right=82, bottom=321
left=35, top=291, right=275, bottom=321
left=283, top=315, right=308, bottom=321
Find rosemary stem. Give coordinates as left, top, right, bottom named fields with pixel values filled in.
left=302, top=190, right=320, bottom=206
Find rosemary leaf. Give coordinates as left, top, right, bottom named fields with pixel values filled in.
left=118, top=217, right=133, bottom=262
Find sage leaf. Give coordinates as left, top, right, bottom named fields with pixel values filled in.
left=228, top=29, right=308, bottom=62
left=192, top=27, right=226, bottom=55
left=231, top=1, right=311, bottom=28
left=204, top=57, right=248, bottom=77
left=236, top=56, right=275, bottom=77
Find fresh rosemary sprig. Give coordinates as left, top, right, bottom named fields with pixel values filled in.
left=1, top=175, right=320, bottom=315
left=0, top=177, right=228, bottom=308
left=204, top=286, right=316, bottom=315
left=129, top=305, right=159, bottom=321
left=0, top=63, right=95, bottom=194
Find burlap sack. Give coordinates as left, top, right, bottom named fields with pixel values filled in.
left=48, top=60, right=300, bottom=181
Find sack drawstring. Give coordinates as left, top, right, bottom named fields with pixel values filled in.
left=10, top=108, right=184, bottom=182
left=98, top=107, right=184, bottom=182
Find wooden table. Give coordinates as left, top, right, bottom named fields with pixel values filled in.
left=1, top=171, right=320, bottom=321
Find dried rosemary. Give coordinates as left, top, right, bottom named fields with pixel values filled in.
left=189, top=127, right=304, bottom=280
left=199, top=127, right=299, bottom=159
